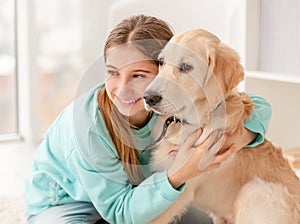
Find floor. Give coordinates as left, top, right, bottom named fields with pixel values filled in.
left=0, top=141, right=37, bottom=197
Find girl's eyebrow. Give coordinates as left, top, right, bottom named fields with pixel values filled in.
left=106, top=64, right=153, bottom=74
left=106, top=64, right=118, bottom=69
left=132, top=69, right=153, bottom=73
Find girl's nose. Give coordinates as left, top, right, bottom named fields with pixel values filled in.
left=118, top=76, right=130, bottom=89
left=116, top=75, right=137, bottom=95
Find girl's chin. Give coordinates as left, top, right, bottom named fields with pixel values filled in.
left=115, top=105, right=137, bottom=117
left=119, top=109, right=142, bottom=118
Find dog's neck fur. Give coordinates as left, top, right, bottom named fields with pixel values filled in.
left=197, top=88, right=254, bottom=141
left=163, top=88, right=254, bottom=169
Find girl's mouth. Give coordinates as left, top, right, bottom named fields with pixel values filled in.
left=117, top=97, right=142, bottom=105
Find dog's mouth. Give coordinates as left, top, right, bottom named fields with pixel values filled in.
left=143, top=116, right=188, bottom=151
left=145, top=103, right=184, bottom=117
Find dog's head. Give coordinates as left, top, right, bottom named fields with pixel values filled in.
left=144, top=29, right=245, bottom=169
left=144, top=28, right=244, bottom=131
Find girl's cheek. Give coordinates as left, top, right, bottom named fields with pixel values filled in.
left=139, top=77, right=155, bottom=87
left=128, top=81, right=150, bottom=96
left=105, top=82, right=114, bottom=98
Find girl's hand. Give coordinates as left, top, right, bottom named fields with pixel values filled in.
left=167, top=129, right=236, bottom=189
left=220, top=127, right=257, bottom=154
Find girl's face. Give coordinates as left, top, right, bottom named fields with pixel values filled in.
left=105, top=44, right=158, bottom=124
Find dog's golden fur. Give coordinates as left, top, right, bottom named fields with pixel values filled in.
left=146, top=29, right=300, bottom=223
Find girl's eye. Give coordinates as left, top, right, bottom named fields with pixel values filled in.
left=133, top=74, right=145, bottom=78
left=107, top=70, right=118, bottom=76
left=180, top=63, right=193, bottom=72
left=158, top=57, right=164, bottom=66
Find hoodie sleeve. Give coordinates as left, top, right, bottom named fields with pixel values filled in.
left=66, top=147, right=183, bottom=224
left=244, top=93, right=272, bottom=147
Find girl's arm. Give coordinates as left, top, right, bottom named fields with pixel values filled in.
left=220, top=93, right=272, bottom=151
left=67, top=143, right=183, bottom=224
left=244, top=93, right=272, bottom=146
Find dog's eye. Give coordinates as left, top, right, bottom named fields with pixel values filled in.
left=158, top=57, right=164, bottom=66
left=180, top=63, right=192, bottom=72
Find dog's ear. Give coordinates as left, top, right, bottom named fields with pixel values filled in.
left=211, top=43, right=244, bottom=95
left=208, top=48, right=216, bottom=71
left=202, top=47, right=217, bottom=88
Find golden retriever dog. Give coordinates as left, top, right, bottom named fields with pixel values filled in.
left=144, top=29, right=300, bottom=224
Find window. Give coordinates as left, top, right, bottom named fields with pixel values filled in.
left=0, top=0, right=110, bottom=143
left=35, top=0, right=110, bottom=132
left=259, top=0, right=300, bottom=77
left=0, top=0, right=17, bottom=135
left=36, top=0, right=83, bottom=131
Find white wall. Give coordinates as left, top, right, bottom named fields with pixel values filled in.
left=245, top=0, right=300, bottom=149
left=107, top=0, right=260, bottom=70
left=245, top=72, right=300, bottom=150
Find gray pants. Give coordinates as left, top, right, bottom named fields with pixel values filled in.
left=27, top=202, right=104, bottom=224
left=27, top=202, right=212, bottom=224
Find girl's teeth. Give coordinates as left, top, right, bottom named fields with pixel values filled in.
left=120, top=98, right=138, bottom=104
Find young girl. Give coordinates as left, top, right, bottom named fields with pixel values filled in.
left=25, top=15, right=272, bottom=224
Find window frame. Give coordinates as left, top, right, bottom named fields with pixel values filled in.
left=0, top=0, right=21, bottom=141
left=14, top=0, right=41, bottom=144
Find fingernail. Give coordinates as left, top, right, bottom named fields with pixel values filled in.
left=197, top=129, right=203, bottom=137
left=232, top=144, right=238, bottom=152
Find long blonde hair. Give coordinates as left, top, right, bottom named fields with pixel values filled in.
left=98, top=15, right=173, bottom=185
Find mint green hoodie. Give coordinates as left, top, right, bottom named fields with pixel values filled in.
left=25, top=83, right=272, bottom=224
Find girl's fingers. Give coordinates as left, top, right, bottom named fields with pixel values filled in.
left=206, top=162, right=221, bottom=171
left=212, top=143, right=236, bottom=164
left=207, top=132, right=225, bottom=155
left=180, top=129, right=203, bottom=151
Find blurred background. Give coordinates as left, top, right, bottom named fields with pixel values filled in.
left=0, top=0, right=299, bottom=195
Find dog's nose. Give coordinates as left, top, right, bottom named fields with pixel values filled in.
left=143, top=93, right=162, bottom=106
